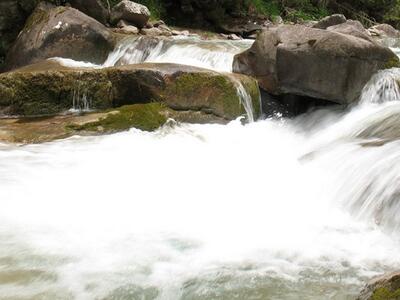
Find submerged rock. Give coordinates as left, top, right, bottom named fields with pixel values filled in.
left=357, top=272, right=400, bottom=300
left=4, top=3, right=116, bottom=71
left=233, top=24, right=399, bottom=105
left=110, top=0, right=150, bottom=28
left=0, top=61, right=260, bottom=121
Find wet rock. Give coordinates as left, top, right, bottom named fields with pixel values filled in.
left=357, top=272, right=400, bottom=300
left=69, top=0, right=109, bottom=25
left=4, top=3, right=115, bottom=71
left=114, top=25, right=139, bottom=35
left=228, top=34, right=242, bottom=40
left=0, top=61, right=261, bottom=121
left=110, top=0, right=150, bottom=28
left=172, top=30, right=189, bottom=36
left=140, top=27, right=171, bottom=36
left=233, top=24, right=398, bottom=105
left=312, top=14, right=346, bottom=29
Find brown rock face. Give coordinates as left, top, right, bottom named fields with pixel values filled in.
left=233, top=24, right=398, bottom=105
left=4, top=3, right=116, bottom=71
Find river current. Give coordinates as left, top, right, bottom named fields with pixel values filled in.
left=1, top=36, right=400, bottom=299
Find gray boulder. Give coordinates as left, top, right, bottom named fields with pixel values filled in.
left=69, top=0, right=109, bottom=25
left=233, top=24, right=399, bottom=105
left=327, top=20, right=372, bottom=42
left=357, top=272, right=400, bottom=300
left=4, top=2, right=116, bottom=71
left=312, top=14, right=346, bottom=29
left=110, top=0, right=150, bottom=28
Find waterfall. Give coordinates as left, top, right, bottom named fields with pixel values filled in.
left=232, top=79, right=256, bottom=122
left=71, top=82, right=92, bottom=112
left=4, top=37, right=400, bottom=300
left=360, top=68, right=400, bottom=104
left=102, top=36, right=253, bottom=72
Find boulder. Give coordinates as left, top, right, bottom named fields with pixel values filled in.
left=68, top=0, right=109, bottom=25
left=312, top=14, right=346, bottom=29
left=369, top=24, right=400, bottom=39
left=327, top=20, right=372, bottom=42
left=4, top=3, right=116, bottom=71
left=233, top=24, right=399, bottom=105
left=110, top=0, right=150, bottom=28
left=0, top=61, right=261, bottom=120
left=114, top=25, right=139, bottom=35
left=357, top=272, right=400, bottom=300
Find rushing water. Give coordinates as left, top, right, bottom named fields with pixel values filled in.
left=2, top=37, right=400, bottom=299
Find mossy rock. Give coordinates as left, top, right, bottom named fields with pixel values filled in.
left=0, top=62, right=260, bottom=121
left=68, top=103, right=168, bottom=132
left=384, top=56, right=400, bottom=69
left=371, top=287, right=400, bottom=300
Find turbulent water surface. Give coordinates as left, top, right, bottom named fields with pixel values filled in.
left=2, top=37, right=400, bottom=300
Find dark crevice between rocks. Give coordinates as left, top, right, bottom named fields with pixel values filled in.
left=260, top=89, right=339, bottom=118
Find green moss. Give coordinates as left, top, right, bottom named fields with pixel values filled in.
left=68, top=103, right=167, bottom=132
left=372, top=287, right=400, bottom=300
left=0, top=70, right=114, bottom=116
left=163, top=72, right=246, bottom=120
left=384, top=56, right=400, bottom=69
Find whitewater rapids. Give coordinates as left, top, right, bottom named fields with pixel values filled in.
left=1, top=37, right=400, bottom=299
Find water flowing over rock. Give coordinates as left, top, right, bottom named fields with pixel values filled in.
left=360, top=68, right=400, bottom=104
left=104, top=36, right=253, bottom=72
left=4, top=3, right=116, bottom=71
left=233, top=24, right=399, bottom=105
left=0, top=60, right=260, bottom=120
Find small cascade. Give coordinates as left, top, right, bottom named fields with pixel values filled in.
left=360, top=68, right=400, bottom=104
left=71, top=83, right=92, bottom=112
left=234, top=80, right=256, bottom=122
left=103, top=36, right=253, bottom=72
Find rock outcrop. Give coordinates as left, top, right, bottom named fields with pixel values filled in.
left=0, top=61, right=261, bottom=120
left=357, top=272, right=400, bottom=300
left=233, top=24, right=399, bottom=105
left=4, top=3, right=116, bottom=71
